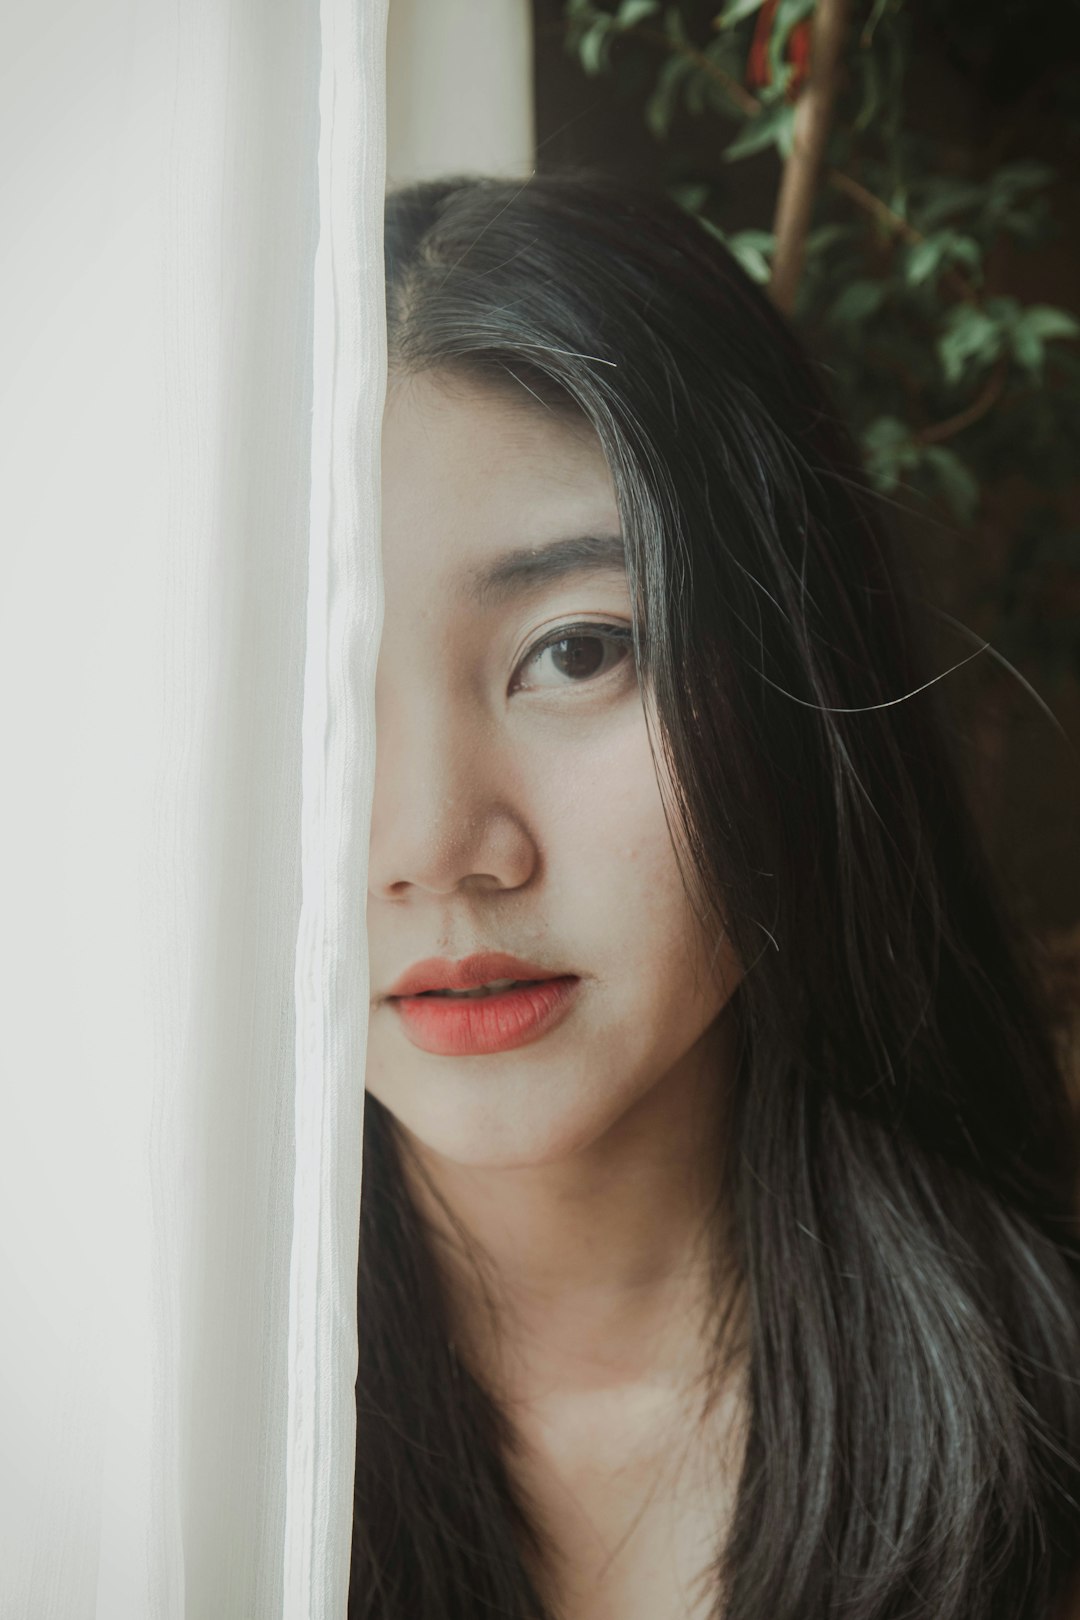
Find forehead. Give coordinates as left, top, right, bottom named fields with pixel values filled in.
left=380, top=370, right=624, bottom=605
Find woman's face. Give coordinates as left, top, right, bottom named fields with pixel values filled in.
left=367, top=368, right=742, bottom=1170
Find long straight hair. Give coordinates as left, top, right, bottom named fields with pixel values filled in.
left=351, top=171, right=1080, bottom=1620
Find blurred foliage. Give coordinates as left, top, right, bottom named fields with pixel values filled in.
left=556, top=0, right=1080, bottom=691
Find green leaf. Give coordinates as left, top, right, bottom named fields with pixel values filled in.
left=914, top=177, right=984, bottom=231
left=1020, top=305, right=1080, bottom=342
left=775, top=104, right=798, bottom=160
left=713, top=0, right=768, bottom=26
left=854, top=48, right=882, bottom=133
left=645, top=51, right=694, bottom=138
left=983, top=166, right=1056, bottom=240
left=767, top=0, right=815, bottom=87
left=937, top=306, right=1004, bottom=384
left=904, top=230, right=982, bottom=288
left=669, top=181, right=710, bottom=213
left=1008, top=306, right=1080, bottom=381
left=905, top=236, right=946, bottom=288
left=804, top=223, right=858, bottom=256
left=704, top=29, right=748, bottom=69
left=984, top=295, right=1021, bottom=325
left=726, top=229, right=776, bottom=283
left=767, top=60, right=796, bottom=99
left=920, top=446, right=980, bottom=525
left=861, top=0, right=892, bottom=47
left=991, top=161, right=1056, bottom=196
left=697, top=216, right=731, bottom=249
left=861, top=416, right=919, bottom=491
left=862, top=416, right=911, bottom=453
left=724, top=102, right=796, bottom=161
left=947, top=235, right=982, bottom=270
left=1011, top=324, right=1046, bottom=380
left=615, top=0, right=660, bottom=23
left=998, top=208, right=1044, bottom=242
left=829, top=279, right=888, bottom=326
left=699, top=30, right=763, bottom=115
left=686, top=69, right=710, bottom=115
left=664, top=3, right=689, bottom=43
left=578, top=18, right=612, bottom=74
left=730, top=229, right=776, bottom=251
left=730, top=246, right=772, bottom=282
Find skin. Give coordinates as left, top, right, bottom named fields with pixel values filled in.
left=367, top=368, right=747, bottom=1618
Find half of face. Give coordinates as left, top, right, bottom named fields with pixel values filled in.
left=366, top=367, right=742, bottom=1172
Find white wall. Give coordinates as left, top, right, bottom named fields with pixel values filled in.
left=386, top=0, right=534, bottom=185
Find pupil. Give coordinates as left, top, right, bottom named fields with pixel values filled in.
left=554, top=637, right=605, bottom=680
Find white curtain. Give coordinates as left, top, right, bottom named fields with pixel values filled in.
left=0, top=1, right=387, bottom=1616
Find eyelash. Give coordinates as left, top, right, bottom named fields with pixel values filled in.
left=514, top=621, right=636, bottom=691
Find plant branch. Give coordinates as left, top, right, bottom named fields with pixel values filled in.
left=916, top=359, right=1009, bottom=445
left=825, top=168, right=979, bottom=303
left=825, top=167, right=918, bottom=243
left=629, top=23, right=762, bottom=115
left=615, top=15, right=979, bottom=306
left=769, top=0, right=852, bottom=314
left=620, top=17, right=977, bottom=304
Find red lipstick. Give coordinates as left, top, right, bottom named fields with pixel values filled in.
left=383, top=952, right=581, bottom=1057
left=386, top=951, right=570, bottom=998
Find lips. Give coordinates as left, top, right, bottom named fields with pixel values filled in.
left=390, top=975, right=582, bottom=1057
left=384, top=951, right=574, bottom=1000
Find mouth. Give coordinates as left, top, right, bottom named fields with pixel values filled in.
left=396, top=977, right=549, bottom=1002
left=389, top=975, right=582, bottom=1056
left=384, top=952, right=576, bottom=1001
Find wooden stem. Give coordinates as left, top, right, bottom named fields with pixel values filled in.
left=769, top=0, right=851, bottom=316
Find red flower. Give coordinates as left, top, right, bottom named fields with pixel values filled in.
left=787, top=13, right=812, bottom=97
left=746, top=0, right=813, bottom=101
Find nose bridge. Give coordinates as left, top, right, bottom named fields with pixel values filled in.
left=369, top=673, right=526, bottom=896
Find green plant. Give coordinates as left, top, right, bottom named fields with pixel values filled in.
left=557, top=0, right=1080, bottom=690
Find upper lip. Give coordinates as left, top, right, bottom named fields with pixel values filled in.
left=384, top=952, right=576, bottom=999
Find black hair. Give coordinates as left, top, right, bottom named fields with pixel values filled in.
left=350, top=170, right=1080, bottom=1620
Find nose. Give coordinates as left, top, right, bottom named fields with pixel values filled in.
left=367, top=683, right=538, bottom=900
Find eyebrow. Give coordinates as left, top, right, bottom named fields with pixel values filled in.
left=461, top=533, right=628, bottom=607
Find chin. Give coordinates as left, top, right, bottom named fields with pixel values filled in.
left=369, top=1083, right=630, bottom=1173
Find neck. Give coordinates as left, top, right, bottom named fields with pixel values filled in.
left=398, top=1007, right=741, bottom=1405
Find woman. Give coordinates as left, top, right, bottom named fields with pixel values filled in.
left=351, top=171, right=1080, bottom=1620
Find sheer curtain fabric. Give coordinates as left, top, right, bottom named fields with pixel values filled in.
left=0, top=1, right=387, bottom=1616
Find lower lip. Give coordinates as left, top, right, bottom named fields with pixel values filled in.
left=389, top=977, right=581, bottom=1056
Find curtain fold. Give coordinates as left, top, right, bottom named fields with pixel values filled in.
left=0, top=1, right=387, bottom=1615
left=287, top=0, right=386, bottom=1613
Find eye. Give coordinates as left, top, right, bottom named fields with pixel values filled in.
left=512, top=621, right=635, bottom=693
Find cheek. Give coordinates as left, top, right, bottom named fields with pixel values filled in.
left=533, top=714, right=724, bottom=1006
left=532, top=715, right=662, bottom=882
